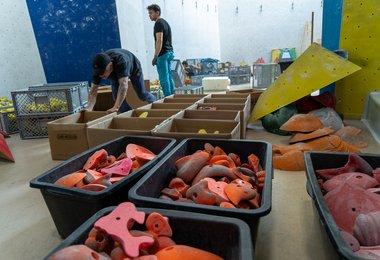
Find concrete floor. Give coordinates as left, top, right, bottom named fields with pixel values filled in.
left=0, top=116, right=379, bottom=259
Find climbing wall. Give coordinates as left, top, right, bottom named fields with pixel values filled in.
left=336, top=0, right=380, bottom=119
left=249, top=43, right=361, bottom=121
left=26, top=0, right=121, bottom=83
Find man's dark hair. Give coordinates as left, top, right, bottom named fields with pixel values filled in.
left=182, top=61, right=188, bottom=66
left=147, top=4, right=161, bottom=15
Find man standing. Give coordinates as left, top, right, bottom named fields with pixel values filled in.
left=87, top=49, right=156, bottom=113
left=147, top=4, right=175, bottom=97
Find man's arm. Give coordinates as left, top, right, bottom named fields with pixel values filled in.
left=108, top=77, right=128, bottom=113
left=86, top=83, right=99, bottom=111
left=152, top=32, right=163, bottom=65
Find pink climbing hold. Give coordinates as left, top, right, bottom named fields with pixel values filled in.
left=100, top=158, right=133, bottom=176
left=94, top=202, right=154, bottom=258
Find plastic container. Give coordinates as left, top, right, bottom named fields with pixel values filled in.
left=11, top=82, right=88, bottom=116
left=228, top=66, right=251, bottom=76
left=174, top=85, right=204, bottom=94
left=30, top=135, right=176, bottom=238
left=304, top=151, right=380, bottom=260
left=45, top=206, right=253, bottom=260
left=129, top=138, right=273, bottom=228
left=190, top=75, right=204, bottom=86
left=0, top=110, right=18, bottom=134
left=171, top=59, right=185, bottom=88
left=252, top=63, right=280, bottom=88
left=230, top=75, right=251, bottom=85
left=18, top=112, right=73, bottom=139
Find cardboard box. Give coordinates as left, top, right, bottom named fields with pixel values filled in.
left=87, top=117, right=166, bottom=148
left=163, top=98, right=201, bottom=103
left=193, top=103, right=247, bottom=138
left=47, top=111, right=116, bottom=160
left=203, top=98, right=250, bottom=113
left=172, top=94, right=208, bottom=99
left=118, top=109, right=181, bottom=118
left=174, top=109, right=240, bottom=123
left=152, top=118, right=240, bottom=141
left=226, top=89, right=264, bottom=112
left=139, top=103, right=194, bottom=110
left=93, top=80, right=150, bottom=111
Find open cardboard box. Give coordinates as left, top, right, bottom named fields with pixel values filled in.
left=193, top=103, right=248, bottom=138
left=163, top=98, right=202, bottom=103
left=226, top=89, right=264, bottom=112
left=139, top=102, right=194, bottom=110
left=203, top=98, right=250, bottom=113
left=93, top=80, right=151, bottom=111
left=87, top=117, right=166, bottom=148
left=118, top=109, right=181, bottom=118
left=47, top=111, right=116, bottom=160
left=151, top=118, right=240, bottom=141
left=171, top=94, right=208, bottom=99
left=174, top=109, right=240, bottom=123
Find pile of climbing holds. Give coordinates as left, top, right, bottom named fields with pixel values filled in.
left=314, top=153, right=380, bottom=258
left=54, top=144, right=156, bottom=192
left=48, top=202, right=223, bottom=260
left=160, top=143, right=265, bottom=209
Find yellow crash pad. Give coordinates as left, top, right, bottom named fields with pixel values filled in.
left=249, top=43, right=361, bottom=122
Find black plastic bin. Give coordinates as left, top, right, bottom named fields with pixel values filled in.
left=45, top=206, right=253, bottom=260
left=304, top=152, right=380, bottom=260
left=30, top=135, right=176, bottom=238
left=128, top=138, right=273, bottom=231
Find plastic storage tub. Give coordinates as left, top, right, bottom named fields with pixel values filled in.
left=129, top=138, right=273, bottom=228
left=304, top=151, right=380, bottom=259
left=45, top=206, right=253, bottom=260
left=30, top=135, right=176, bottom=238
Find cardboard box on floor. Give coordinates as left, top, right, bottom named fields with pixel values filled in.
left=87, top=117, right=166, bottom=148
left=139, top=102, right=194, bottom=110
left=203, top=98, right=251, bottom=115
left=152, top=118, right=240, bottom=141
left=171, top=94, right=208, bottom=99
left=162, top=98, right=202, bottom=103
left=93, top=80, right=151, bottom=111
left=118, top=109, right=181, bottom=118
left=47, top=111, right=116, bottom=160
left=174, top=110, right=240, bottom=123
left=226, top=89, right=264, bottom=112
left=193, top=103, right=248, bottom=139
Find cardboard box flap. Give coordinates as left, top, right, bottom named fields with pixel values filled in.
left=158, top=119, right=239, bottom=133
left=163, top=98, right=201, bottom=103
left=196, top=103, right=246, bottom=111
left=175, top=110, right=240, bottom=121
left=172, top=94, right=207, bottom=99
left=82, top=111, right=110, bottom=122
left=151, top=103, right=193, bottom=109
left=203, top=98, right=247, bottom=104
left=152, top=118, right=241, bottom=140
left=210, top=93, right=250, bottom=99
left=91, top=117, right=165, bottom=131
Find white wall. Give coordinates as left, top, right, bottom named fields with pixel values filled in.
left=116, top=0, right=149, bottom=77
left=0, top=0, right=46, bottom=98
left=218, top=0, right=323, bottom=65
left=141, top=0, right=221, bottom=80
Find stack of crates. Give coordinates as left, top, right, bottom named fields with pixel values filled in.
left=228, top=66, right=251, bottom=85
left=252, top=63, right=281, bottom=88
left=11, top=82, right=89, bottom=139
left=170, top=59, right=185, bottom=88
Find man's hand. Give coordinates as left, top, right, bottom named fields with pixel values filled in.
left=152, top=55, right=158, bottom=66
left=107, top=107, right=119, bottom=114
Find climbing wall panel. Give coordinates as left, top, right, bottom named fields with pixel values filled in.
left=250, top=43, right=361, bottom=121
left=336, top=0, right=380, bottom=119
